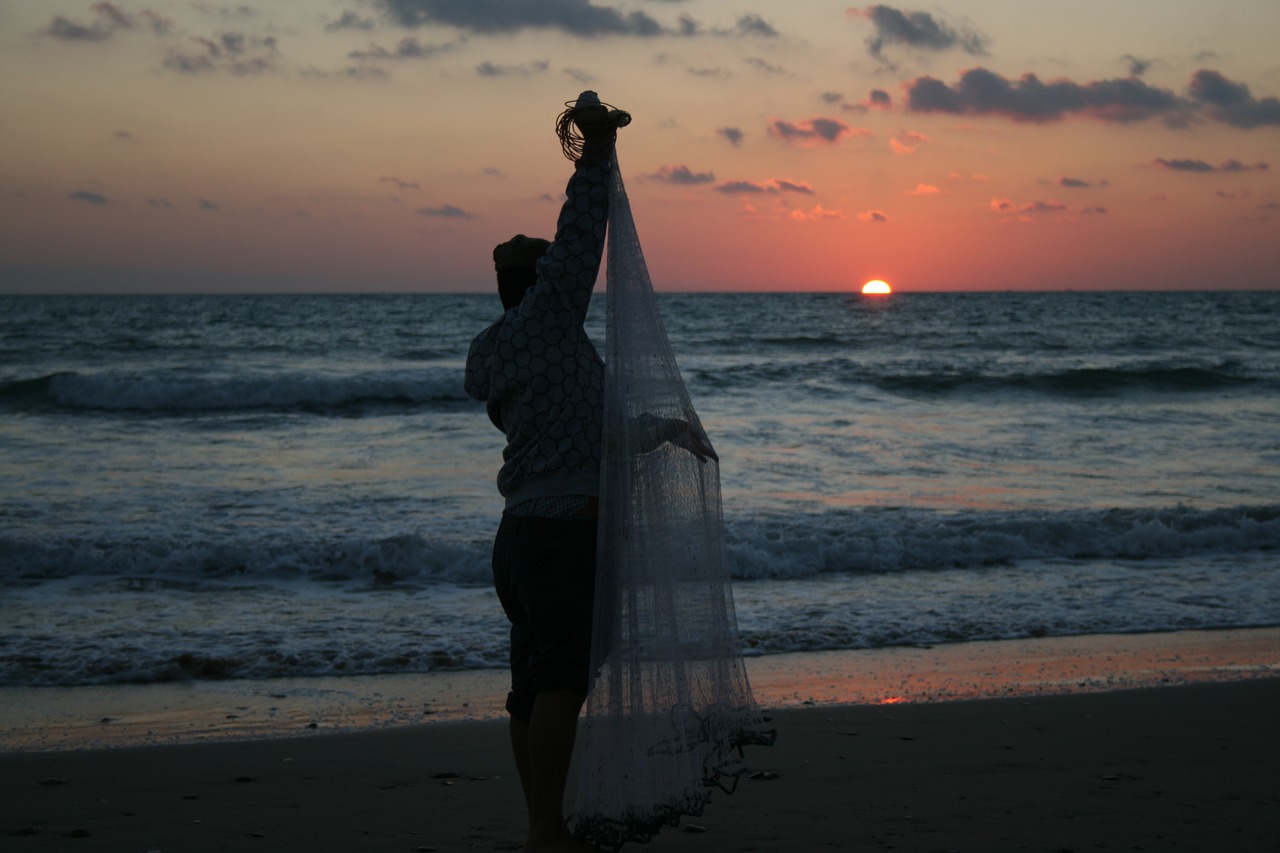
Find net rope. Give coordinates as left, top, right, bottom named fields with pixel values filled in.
left=569, top=158, right=773, bottom=850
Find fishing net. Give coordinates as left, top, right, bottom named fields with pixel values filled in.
left=569, top=157, right=774, bottom=849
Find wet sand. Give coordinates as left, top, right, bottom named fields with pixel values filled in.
left=3, top=629, right=1278, bottom=851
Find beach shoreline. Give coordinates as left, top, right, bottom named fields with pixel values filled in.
left=4, top=677, right=1278, bottom=851
left=3, top=626, right=1276, bottom=753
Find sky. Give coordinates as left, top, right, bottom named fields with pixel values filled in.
left=2, top=0, right=1279, bottom=293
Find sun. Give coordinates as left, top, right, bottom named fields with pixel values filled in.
left=861, top=279, right=892, bottom=295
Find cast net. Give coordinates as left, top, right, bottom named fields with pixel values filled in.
left=569, top=158, right=773, bottom=850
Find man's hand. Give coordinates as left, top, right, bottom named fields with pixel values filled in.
left=669, top=419, right=719, bottom=464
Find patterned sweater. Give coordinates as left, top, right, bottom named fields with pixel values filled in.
left=464, top=159, right=610, bottom=509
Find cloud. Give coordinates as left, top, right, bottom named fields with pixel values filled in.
left=906, top=183, right=940, bottom=196
left=303, top=64, right=390, bottom=81
left=327, top=10, right=376, bottom=31
left=903, top=67, right=1280, bottom=129
left=769, top=116, right=864, bottom=144
left=1122, top=54, right=1154, bottom=76
left=477, top=60, right=550, bottom=77
left=417, top=204, right=473, bottom=218
left=648, top=165, right=716, bottom=185
left=381, top=176, right=422, bottom=190
left=146, top=198, right=173, bottom=208
left=164, top=33, right=280, bottom=75
left=349, top=37, right=458, bottom=61
left=198, top=198, right=218, bottom=210
left=1057, top=177, right=1093, bottom=188
left=858, top=210, right=889, bottom=222
left=69, top=190, right=108, bottom=205
left=734, top=14, right=778, bottom=38
left=1187, top=69, right=1280, bottom=128
left=43, top=3, right=173, bottom=41
left=375, top=0, right=665, bottom=37
left=191, top=3, right=255, bottom=20
left=717, top=127, right=744, bottom=146
left=889, top=129, right=930, bottom=155
left=745, top=57, right=785, bottom=75
left=1152, top=157, right=1268, bottom=173
left=375, top=0, right=775, bottom=39
left=790, top=205, right=845, bottom=221
left=989, top=197, right=1107, bottom=219
left=905, top=67, right=1187, bottom=125
left=850, top=4, right=988, bottom=59
left=865, top=89, right=893, bottom=110
left=714, top=178, right=814, bottom=195
left=45, top=14, right=111, bottom=41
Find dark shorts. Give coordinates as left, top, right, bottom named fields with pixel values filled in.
left=491, top=513, right=597, bottom=721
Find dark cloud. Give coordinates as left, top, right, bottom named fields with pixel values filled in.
left=376, top=0, right=664, bottom=36
left=417, top=204, right=473, bottom=218
left=381, top=176, right=422, bottom=190
left=858, top=210, right=889, bottom=222
left=191, top=3, right=255, bottom=20
left=769, top=116, right=852, bottom=143
left=991, top=198, right=1109, bottom=218
left=374, top=0, right=775, bottom=39
left=163, top=33, right=279, bottom=75
left=477, top=60, right=550, bottom=77
left=905, top=67, right=1186, bottom=124
left=990, top=198, right=1070, bottom=216
left=1187, top=69, right=1280, bottom=128
left=303, top=64, right=390, bottom=81
left=773, top=179, right=814, bottom=194
left=43, top=4, right=173, bottom=40
left=198, top=198, right=219, bottom=210
left=327, top=11, right=376, bottom=31
left=349, top=37, right=457, bottom=61
left=1058, top=177, right=1092, bottom=188
left=45, top=14, right=111, bottom=41
left=69, top=190, right=108, bottom=205
left=735, top=14, right=778, bottom=38
left=1153, top=158, right=1268, bottom=173
left=146, top=198, right=173, bottom=208
left=745, top=57, right=785, bottom=75
left=904, top=67, right=1279, bottom=129
left=1122, top=55, right=1153, bottom=76
left=866, top=89, right=893, bottom=109
left=852, top=5, right=988, bottom=59
left=714, top=178, right=813, bottom=195
left=164, top=49, right=217, bottom=74
left=717, top=127, right=744, bottom=147
left=715, top=180, right=769, bottom=194
left=648, top=165, right=715, bottom=185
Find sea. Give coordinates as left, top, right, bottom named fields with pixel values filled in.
left=2, top=291, right=1278, bottom=690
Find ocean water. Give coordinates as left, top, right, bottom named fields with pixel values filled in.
left=1, top=291, right=1278, bottom=688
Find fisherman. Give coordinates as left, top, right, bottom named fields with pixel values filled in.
left=463, top=91, right=618, bottom=853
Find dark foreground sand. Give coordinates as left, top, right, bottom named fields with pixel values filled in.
left=3, top=631, right=1278, bottom=852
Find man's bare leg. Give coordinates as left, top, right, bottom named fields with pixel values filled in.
left=523, top=689, right=590, bottom=852
left=510, top=716, right=533, bottom=811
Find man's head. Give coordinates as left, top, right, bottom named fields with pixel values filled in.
left=493, top=234, right=551, bottom=309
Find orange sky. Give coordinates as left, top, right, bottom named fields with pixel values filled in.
left=2, top=1, right=1278, bottom=293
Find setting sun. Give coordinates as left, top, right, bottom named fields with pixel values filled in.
left=861, top=280, right=892, bottom=295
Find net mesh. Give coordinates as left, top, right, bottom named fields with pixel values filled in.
left=569, top=159, right=772, bottom=850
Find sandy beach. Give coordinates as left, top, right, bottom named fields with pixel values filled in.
left=4, top=629, right=1278, bottom=852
